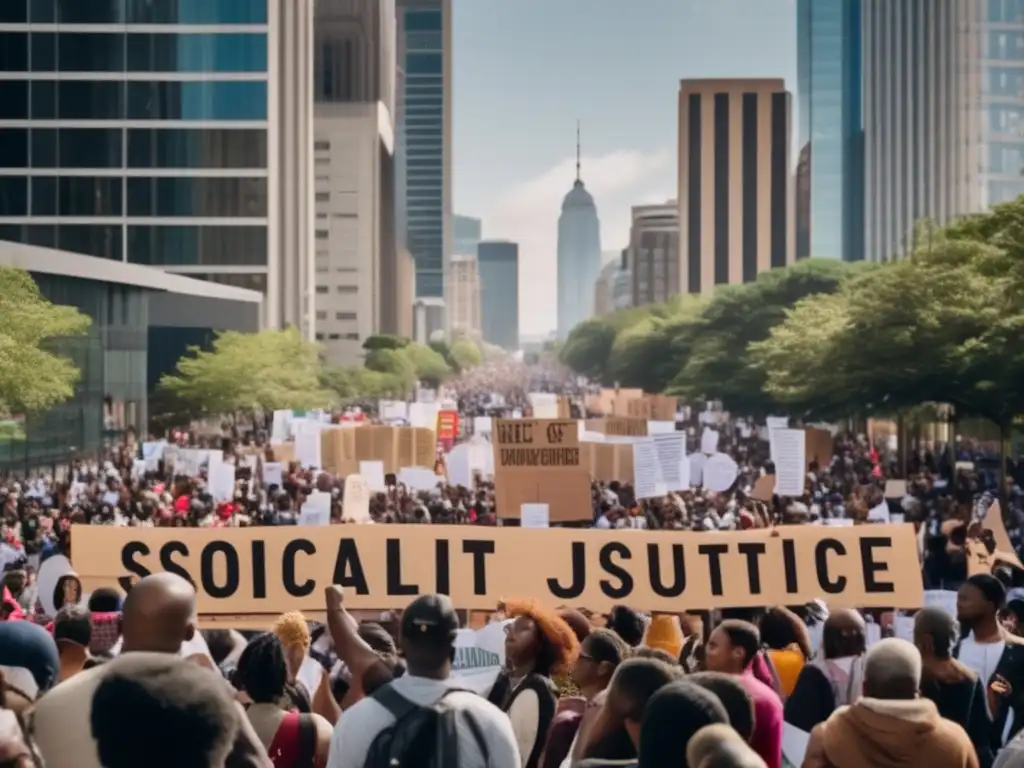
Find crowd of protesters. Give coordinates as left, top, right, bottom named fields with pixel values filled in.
left=1, top=362, right=1024, bottom=766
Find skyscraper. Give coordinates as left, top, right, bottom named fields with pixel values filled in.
left=445, top=253, right=481, bottom=338
left=630, top=202, right=679, bottom=305
left=396, top=0, right=451, bottom=328
left=861, top=0, right=981, bottom=261
left=795, top=0, right=864, bottom=262
left=981, top=1, right=1024, bottom=208
left=453, top=214, right=482, bottom=257
left=0, top=0, right=314, bottom=336
left=478, top=240, right=519, bottom=350
left=556, top=125, right=601, bottom=339
left=677, top=79, right=794, bottom=293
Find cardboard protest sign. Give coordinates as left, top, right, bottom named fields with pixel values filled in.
left=585, top=418, right=648, bottom=437
left=492, top=419, right=591, bottom=522
left=319, top=426, right=435, bottom=475
left=72, top=522, right=923, bottom=618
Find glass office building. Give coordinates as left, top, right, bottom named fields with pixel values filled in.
left=397, top=0, right=450, bottom=301
left=983, top=0, right=1024, bottom=207
left=0, top=0, right=314, bottom=333
left=477, top=240, right=519, bottom=351
left=795, top=0, right=864, bottom=261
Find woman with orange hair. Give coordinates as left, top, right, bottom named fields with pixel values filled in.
left=488, top=598, right=579, bottom=768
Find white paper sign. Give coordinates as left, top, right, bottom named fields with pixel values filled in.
left=867, top=500, right=890, bottom=522
left=700, top=427, right=720, bottom=455
left=209, top=461, right=236, bottom=502
left=341, top=476, right=370, bottom=523
left=473, top=416, right=493, bottom=435
left=653, top=434, right=685, bottom=491
left=702, top=453, right=739, bottom=492
left=360, top=461, right=387, bottom=492
left=771, top=428, right=806, bottom=496
left=632, top=439, right=663, bottom=499
left=451, top=620, right=511, bottom=695
left=397, top=466, right=441, bottom=491
left=263, top=462, right=283, bottom=488
left=688, top=453, right=707, bottom=486
left=520, top=503, right=550, bottom=528
left=300, top=491, right=333, bottom=526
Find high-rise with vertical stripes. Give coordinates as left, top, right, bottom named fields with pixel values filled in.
left=677, top=79, right=793, bottom=294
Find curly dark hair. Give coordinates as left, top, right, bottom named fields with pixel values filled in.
left=504, top=597, right=580, bottom=677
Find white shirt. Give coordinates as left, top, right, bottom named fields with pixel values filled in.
left=327, top=674, right=521, bottom=768
left=959, top=633, right=1014, bottom=745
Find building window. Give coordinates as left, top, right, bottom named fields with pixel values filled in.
left=315, top=230, right=328, bottom=240
left=328, top=333, right=341, bottom=340
left=315, top=311, right=326, bottom=320
left=336, top=286, right=357, bottom=294
left=343, top=333, right=359, bottom=341
left=315, top=157, right=330, bottom=166
left=314, top=141, right=330, bottom=151
left=335, top=311, right=356, bottom=320
left=315, top=333, right=324, bottom=341
left=316, top=286, right=328, bottom=294
left=316, top=192, right=329, bottom=202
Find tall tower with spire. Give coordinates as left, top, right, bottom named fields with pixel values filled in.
left=556, top=121, right=602, bottom=339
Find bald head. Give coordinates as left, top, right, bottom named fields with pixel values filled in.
left=863, top=638, right=921, bottom=700
left=121, top=574, right=197, bottom=654
left=687, top=724, right=764, bottom=768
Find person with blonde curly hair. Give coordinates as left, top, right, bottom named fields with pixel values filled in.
left=271, top=612, right=314, bottom=714
left=487, top=598, right=579, bottom=768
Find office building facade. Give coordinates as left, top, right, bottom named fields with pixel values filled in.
left=445, top=253, right=481, bottom=337
left=397, top=0, right=451, bottom=317
left=862, top=0, right=981, bottom=261
left=0, top=0, right=314, bottom=336
left=678, top=79, right=794, bottom=293
left=630, top=201, right=680, bottom=305
left=556, top=160, right=602, bottom=339
left=313, top=0, right=404, bottom=365
left=453, top=214, right=482, bottom=257
left=795, top=0, right=864, bottom=261
left=981, top=0, right=1024, bottom=208
left=477, top=240, right=519, bottom=350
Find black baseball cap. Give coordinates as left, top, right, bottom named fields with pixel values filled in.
left=400, top=594, right=459, bottom=644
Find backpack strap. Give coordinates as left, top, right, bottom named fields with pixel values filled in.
left=297, top=714, right=318, bottom=768
left=461, top=709, right=491, bottom=765
left=371, top=682, right=421, bottom=723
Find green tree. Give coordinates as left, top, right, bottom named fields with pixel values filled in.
left=0, top=267, right=92, bottom=413
left=401, top=342, right=451, bottom=386
left=365, top=347, right=418, bottom=385
left=158, top=327, right=334, bottom=415
left=670, top=259, right=864, bottom=416
left=750, top=239, right=1021, bottom=425
left=362, top=333, right=409, bottom=352
left=559, top=318, right=617, bottom=381
left=448, top=338, right=483, bottom=371
left=321, top=364, right=405, bottom=401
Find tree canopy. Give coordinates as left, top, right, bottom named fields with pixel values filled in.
left=157, top=327, right=334, bottom=414
left=0, top=267, right=92, bottom=414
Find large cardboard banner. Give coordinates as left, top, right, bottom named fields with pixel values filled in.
left=492, top=419, right=591, bottom=522
left=71, top=523, right=922, bottom=617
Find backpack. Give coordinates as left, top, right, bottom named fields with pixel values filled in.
left=364, top=684, right=490, bottom=768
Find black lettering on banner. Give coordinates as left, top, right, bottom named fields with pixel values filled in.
left=815, top=539, right=846, bottom=594
left=859, top=537, right=895, bottom=593
left=698, top=543, right=728, bottom=596
left=498, top=448, right=580, bottom=467
left=648, top=543, right=686, bottom=598
left=545, top=422, right=566, bottom=444
left=201, top=542, right=239, bottom=599
left=782, top=539, right=798, bottom=592
left=332, top=539, right=369, bottom=594
left=548, top=542, right=585, bottom=599
left=252, top=541, right=267, bottom=599
left=737, top=542, right=766, bottom=594
left=386, top=539, right=418, bottom=595
left=160, top=541, right=194, bottom=587
left=120, top=542, right=152, bottom=592
left=283, top=539, right=316, bottom=597
left=599, top=542, right=633, bottom=599
left=497, top=422, right=533, bottom=444
left=463, top=540, right=494, bottom=595
left=435, top=540, right=450, bottom=595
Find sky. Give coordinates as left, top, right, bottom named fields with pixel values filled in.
left=452, top=0, right=796, bottom=337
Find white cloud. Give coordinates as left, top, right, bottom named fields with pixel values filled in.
left=480, top=149, right=675, bottom=338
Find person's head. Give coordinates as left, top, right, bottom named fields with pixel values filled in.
left=559, top=608, right=592, bottom=644
left=606, top=605, right=646, bottom=647
left=1001, top=599, right=1024, bottom=635
left=503, top=597, right=579, bottom=677
left=913, top=607, right=959, bottom=661
left=686, top=672, right=755, bottom=743
left=120, top=573, right=196, bottom=654
left=704, top=620, right=759, bottom=675
left=637, top=681, right=729, bottom=767
left=234, top=632, right=288, bottom=705
left=631, top=647, right=681, bottom=667
left=270, top=611, right=310, bottom=681
left=399, top=594, right=460, bottom=676
left=686, top=724, right=765, bottom=768
left=957, top=573, right=1005, bottom=626
left=862, top=637, right=921, bottom=700
left=758, top=607, right=801, bottom=652
left=89, top=653, right=238, bottom=768
left=572, top=628, right=629, bottom=695
left=821, top=608, right=867, bottom=659
left=87, top=588, right=123, bottom=614
left=53, top=574, right=83, bottom=613
left=0, top=620, right=59, bottom=703
left=54, top=604, right=92, bottom=658
left=358, top=622, right=398, bottom=660
left=605, top=657, right=682, bottom=748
